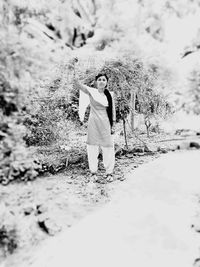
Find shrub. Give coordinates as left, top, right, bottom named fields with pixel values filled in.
left=0, top=118, right=42, bottom=185
left=0, top=225, right=18, bottom=257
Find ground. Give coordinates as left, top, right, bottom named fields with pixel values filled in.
left=3, top=150, right=200, bottom=267
left=29, top=150, right=200, bottom=267
left=0, top=148, right=160, bottom=267
left=1, top=113, right=200, bottom=267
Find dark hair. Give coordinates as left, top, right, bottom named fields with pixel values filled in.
left=95, top=73, right=108, bottom=82
left=95, top=74, right=113, bottom=127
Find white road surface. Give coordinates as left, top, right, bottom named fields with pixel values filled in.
left=28, top=150, right=200, bottom=267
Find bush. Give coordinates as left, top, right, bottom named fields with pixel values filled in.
left=23, top=97, right=71, bottom=147
left=0, top=204, right=19, bottom=258
left=0, top=225, right=18, bottom=257
left=23, top=112, right=58, bottom=146
left=0, top=115, right=42, bottom=185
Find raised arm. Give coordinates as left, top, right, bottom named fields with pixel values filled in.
left=71, top=57, right=90, bottom=94
left=73, top=78, right=91, bottom=96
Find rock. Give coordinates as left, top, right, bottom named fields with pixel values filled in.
left=0, top=204, right=16, bottom=230
left=100, top=189, right=107, bottom=196
left=177, top=142, right=190, bottom=150
left=23, top=206, right=35, bottom=216
left=132, top=147, right=144, bottom=153
left=175, top=129, right=196, bottom=136
left=144, top=144, right=157, bottom=153
left=191, top=216, right=200, bottom=233
left=157, top=147, right=168, bottom=153
left=35, top=204, right=48, bottom=215
left=194, top=258, right=200, bottom=267
left=37, top=216, right=61, bottom=236
left=119, top=130, right=124, bottom=136
left=177, top=141, right=200, bottom=150
left=137, top=152, right=145, bottom=156
left=125, top=153, right=133, bottom=158
left=37, top=219, right=49, bottom=234
left=131, top=165, right=138, bottom=169
left=115, top=147, right=128, bottom=157
left=189, top=141, right=200, bottom=149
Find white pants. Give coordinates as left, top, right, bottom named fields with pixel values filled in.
left=87, top=144, right=115, bottom=174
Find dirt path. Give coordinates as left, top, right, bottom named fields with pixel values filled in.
left=1, top=147, right=160, bottom=267
left=6, top=150, right=200, bottom=267
left=1, top=133, right=200, bottom=267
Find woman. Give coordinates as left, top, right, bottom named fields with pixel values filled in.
left=74, top=73, right=116, bottom=182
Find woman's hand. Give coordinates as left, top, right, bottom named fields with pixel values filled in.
left=72, top=57, right=78, bottom=64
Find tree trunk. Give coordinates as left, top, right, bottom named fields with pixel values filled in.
left=146, top=126, right=150, bottom=138
left=130, top=90, right=136, bottom=132
left=123, top=118, right=128, bottom=149
left=145, top=117, right=151, bottom=138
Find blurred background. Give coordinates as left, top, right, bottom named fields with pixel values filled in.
left=1, top=0, right=200, bottom=265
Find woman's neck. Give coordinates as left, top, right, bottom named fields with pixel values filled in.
left=98, top=88, right=105, bottom=94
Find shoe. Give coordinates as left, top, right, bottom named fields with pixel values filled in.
left=90, top=172, right=98, bottom=182
left=105, top=174, right=114, bottom=182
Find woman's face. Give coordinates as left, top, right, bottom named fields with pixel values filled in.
left=96, top=75, right=108, bottom=90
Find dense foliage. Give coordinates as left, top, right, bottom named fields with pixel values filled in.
left=0, top=74, right=42, bottom=185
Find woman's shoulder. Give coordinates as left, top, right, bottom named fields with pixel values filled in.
left=86, top=86, right=98, bottom=94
